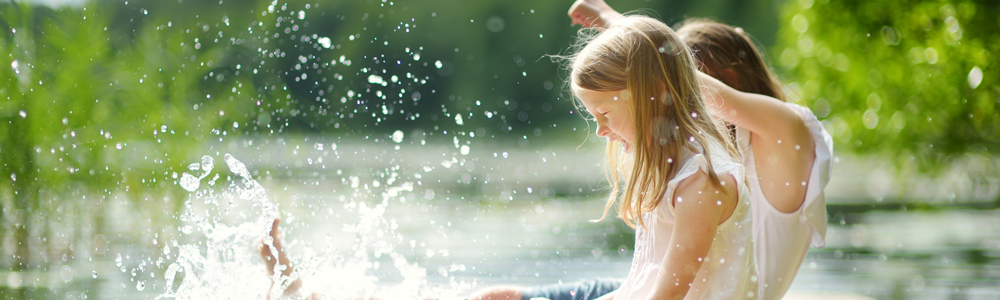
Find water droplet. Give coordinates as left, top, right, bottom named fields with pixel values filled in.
left=179, top=173, right=200, bottom=192
left=201, top=155, right=214, bottom=173
left=455, top=114, right=464, bottom=125
left=460, top=145, right=470, bottom=155
left=716, top=200, right=722, bottom=205
left=434, top=60, right=443, bottom=69
left=136, top=280, right=145, bottom=291
left=691, top=112, right=698, bottom=118
left=502, top=151, right=508, bottom=159
left=18, top=110, right=26, bottom=118
left=392, top=130, right=405, bottom=143
left=318, top=37, right=332, bottom=48
left=224, top=153, right=250, bottom=179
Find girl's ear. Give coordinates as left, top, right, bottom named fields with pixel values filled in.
left=719, top=68, right=740, bottom=90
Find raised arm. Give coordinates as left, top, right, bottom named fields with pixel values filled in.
left=697, top=71, right=811, bottom=145
left=698, top=71, right=815, bottom=213
left=645, top=170, right=737, bottom=300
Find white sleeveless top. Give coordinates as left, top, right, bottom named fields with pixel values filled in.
left=736, top=102, right=833, bottom=300
left=615, top=144, right=759, bottom=300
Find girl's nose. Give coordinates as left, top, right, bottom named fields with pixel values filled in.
left=595, top=123, right=610, bottom=137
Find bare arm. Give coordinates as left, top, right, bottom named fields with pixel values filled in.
left=644, top=170, right=737, bottom=300
left=698, top=72, right=815, bottom=213
left=698, top=71, right=811, bottom=145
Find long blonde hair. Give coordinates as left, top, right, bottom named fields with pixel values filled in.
left=570, top=15, right=740, bottom=228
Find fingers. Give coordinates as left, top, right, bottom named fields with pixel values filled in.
left=569, top=15, right=589, bottom=28
left=568, top=0, right=589, bottom=27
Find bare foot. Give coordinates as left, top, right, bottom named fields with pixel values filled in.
left=567, top=0, right=624, bottom=30
left=260, top=218, right=303, bottom=299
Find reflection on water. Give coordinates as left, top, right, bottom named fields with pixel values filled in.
left=1, top=140, right=998, bottom=300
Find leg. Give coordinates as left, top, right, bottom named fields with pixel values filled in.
left=468, top=285, right=523, bottom=300
left=259, top=218, right=304, bottom=299
left=480, top=278, right=623, bottom=300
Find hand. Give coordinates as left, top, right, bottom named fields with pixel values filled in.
left=567, top=0, right=622, bottom=30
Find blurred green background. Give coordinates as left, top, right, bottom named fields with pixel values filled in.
left=1, top=0, right=998, bottom=299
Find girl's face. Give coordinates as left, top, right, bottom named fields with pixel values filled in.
left=576, top=87, right=635, bottom=153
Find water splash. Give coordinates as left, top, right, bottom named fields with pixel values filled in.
left=156, top=153, right=471, bottom=300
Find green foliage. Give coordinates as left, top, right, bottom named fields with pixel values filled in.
left=775, top=0, right=999, bottom=170
left=0, top=0, right=270, bottom=195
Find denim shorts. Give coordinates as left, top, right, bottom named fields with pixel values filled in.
left=520, top=278, right=623, bottom=300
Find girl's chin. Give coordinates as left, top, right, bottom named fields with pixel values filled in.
left=608, top=140, right=632, bottom=154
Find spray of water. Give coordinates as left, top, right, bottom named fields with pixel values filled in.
left=154, top=153, right=473, bottom=300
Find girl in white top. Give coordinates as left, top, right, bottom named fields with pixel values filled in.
left=680, top=20, right=833, bottom=300
left=570, top=15, right=758, bottom=299
left=569, top=1, right=834, bottom=298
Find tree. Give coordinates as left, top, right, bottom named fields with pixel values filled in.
left=774, top=0, right=998, bottom=170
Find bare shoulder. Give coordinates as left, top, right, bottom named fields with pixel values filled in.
left=671, top=168, right=738, bottom=208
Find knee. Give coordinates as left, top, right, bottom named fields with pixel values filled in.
left=469, top=286, right=522, bottom=300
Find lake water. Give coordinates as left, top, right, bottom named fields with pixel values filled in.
left=1, top=139, right=998, bottom=300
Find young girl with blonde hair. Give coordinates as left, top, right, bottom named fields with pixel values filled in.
left=568, top=15, right=758, bottom=299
